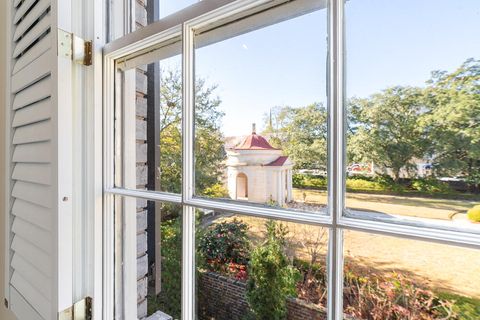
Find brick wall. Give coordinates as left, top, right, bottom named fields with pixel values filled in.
left=135, top=0, right=149, bottom=318
left=197, top=272, right=327, bottom=320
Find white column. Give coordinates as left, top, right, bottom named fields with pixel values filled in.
left=277, top=171, right=283, bottom=206
left=287, top=169, right=293, bottom=202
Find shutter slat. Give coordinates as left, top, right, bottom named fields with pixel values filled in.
left=13, top=119, right=51, bottom=145
left=11, top=254, right=52, bottom=297
left=13, top=0, right=51, bottom=41
left=13, top=0, right=23, bottom=9
left=12, top=198, right=52, bottom=231
left=12, top=76, right=51, bottom=110
left=12, top=181, right=52, bottom=209
left=11, top=272, right=51, bottom=320
left=12, top=217, right=52, bottom=255
left=11, top=49, right=51, bottom=94
left=13, top=34, right=51, bottom=75
left=13, top=163, right=52, bottom=185
left=11, top=236, right=52, bottom=277
left=13, top=142, right=52, bottom=163
left=12, top=98, right=51, bottom=127
left=14, top=0, right=37, bottom=24
left=13, top=12, right=51, bottom=58
left=10, top=287, right=44, bottom=320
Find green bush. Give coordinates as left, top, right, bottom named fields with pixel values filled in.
left=293, top=174, right=327, bottom=190
left=346, top=178, right=383, bottom=191
left=198, top=219, right=250, bottom=273
left=411, top=178, right=452, bottom=194
left=246, top=221, right=300, bottom=320
left=150, top=217, right=182, bottom=319
left=200, top=183, right=229, bottom=198
left=467, top=205, right=480, bottom=222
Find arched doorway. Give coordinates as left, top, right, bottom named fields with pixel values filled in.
left=236, top=173, right=248, bottom=199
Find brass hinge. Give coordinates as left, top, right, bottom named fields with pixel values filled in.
left=58, top=296, right=93, bottom=320
left=58, top=28, right=93, bottom=66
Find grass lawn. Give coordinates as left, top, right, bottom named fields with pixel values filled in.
left=437, top=293, right=480, bottom=320
left=293, top=188, right=476, bottom=220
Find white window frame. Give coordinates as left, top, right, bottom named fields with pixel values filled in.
left=103, top=0, right=480, bottom=319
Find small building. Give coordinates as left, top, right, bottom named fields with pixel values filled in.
left=226, top=125, right=293, bottom=206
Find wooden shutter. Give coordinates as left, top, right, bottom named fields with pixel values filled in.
left=7, top=0, right=73, bottom=319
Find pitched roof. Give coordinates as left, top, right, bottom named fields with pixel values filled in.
left=265, top=156, right=289, bottom=166
left=234, top=133, right=278, bottom=150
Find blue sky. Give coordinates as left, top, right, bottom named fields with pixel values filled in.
left=161, top=0, right=480, bottom=137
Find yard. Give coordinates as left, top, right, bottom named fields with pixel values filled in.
left=216, top=214, right=480, bottom=300
left=293, top=188, right=475, bottom=220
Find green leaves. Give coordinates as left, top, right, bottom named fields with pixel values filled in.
left=263, top=103, right=327, bottom=170
left=246, top=221, right=300, bottom=320
left=347, top=86, right=428, bottom=181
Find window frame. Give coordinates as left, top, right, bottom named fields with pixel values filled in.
left=103, top=0, right=480, bottom=319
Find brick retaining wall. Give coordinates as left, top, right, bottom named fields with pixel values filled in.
left=197, top=272, right=327, bottom=320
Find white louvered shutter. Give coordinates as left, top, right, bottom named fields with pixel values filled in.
left=7, top=0, right=74, bottom=319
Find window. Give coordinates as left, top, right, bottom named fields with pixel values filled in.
left=104, top=0, right=480, bottom=319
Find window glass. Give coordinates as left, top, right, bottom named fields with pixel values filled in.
left=115, top=54, right=182, bottom=194
left=345, top=0, right=480, bottom=230
left=193, top=5, right=329, bottom=214
left=196, top=211, right=329, bottom=319
left=134, top=0, right=199, bottom=31
left=159, top=0, right=198, bottom=19
left=343, top=230, right=480, bottom=319
left=115, top=197, right=182, bottom=319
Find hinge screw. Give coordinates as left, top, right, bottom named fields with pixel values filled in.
left=4, top=298, right=8, bottom=308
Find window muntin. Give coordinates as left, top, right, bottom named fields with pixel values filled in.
left=344, top=0, right=480, bottom=234
left=103, top=0, right=480, bottom=319
left=192, top=8, right=328, bottom=215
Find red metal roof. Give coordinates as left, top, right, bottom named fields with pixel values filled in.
left=265, top=156, right=289, bottom=166
left=234, top=133, right=278, bottom=150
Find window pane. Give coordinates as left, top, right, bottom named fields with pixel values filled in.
left=115, top=54, right=182, bottom=194
left=193, top=3, right=329, bottom=214
left=159, top=0, right=198, bottom=19
left=133, top=1, right=199, bottom=32
left=343, top=230, right=480, bottom=319
left=115, top=196, right=182, bottom=319
left=144, top=202, right=183, bottom=319
left=196, top=211, right=328, bottom=319
left=345, top=0, right=480, bottom=231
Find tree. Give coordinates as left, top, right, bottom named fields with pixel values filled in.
left=422, top=58, right=480, bottom=192
left=263, top=103, right=328, bottom=170
left=246, top=221, right=300, bottom=320
left=348, top=87, right=428, bottom=181
left=157, top=68, right=226, bottom=194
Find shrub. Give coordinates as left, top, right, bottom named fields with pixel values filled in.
left=375, top=174, right=405, bottom=191
left=343, top=265, right=455, bottom=320
left=411, top=178, right=452, bottom=194
left=246, top=221, right=300, bottom=320
left=200, top=183, right=229, bottom=198
left=198, top=219, right=250, bottom=276
left=292, top=174, right=327, bottom=190
left=346, top=178, right=383, bottom=191
left=151, top=217, right=182, bottom=319
left=467, top=205, right=480, bottom=222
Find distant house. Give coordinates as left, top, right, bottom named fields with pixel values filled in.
left=226, top=125, right=293, bottom=206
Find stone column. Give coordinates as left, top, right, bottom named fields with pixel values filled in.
left=287, top=169, right=293, bottom=202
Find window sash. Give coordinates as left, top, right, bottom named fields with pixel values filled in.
left=103, top=0, right=480, bottom=319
